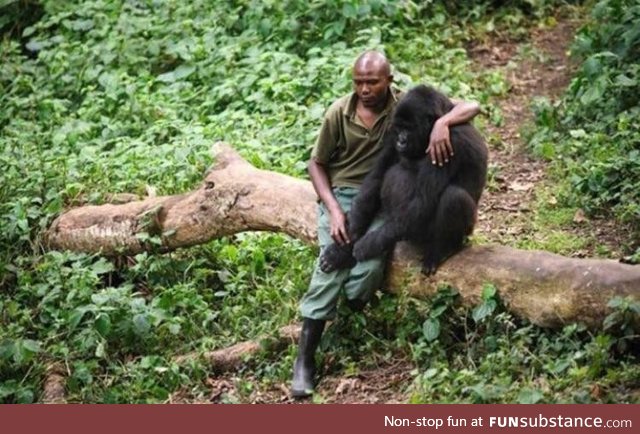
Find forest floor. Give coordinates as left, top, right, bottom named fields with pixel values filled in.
left=471, top=20, right=635, bottom=259
left=179, top=18, right=632, bottom=405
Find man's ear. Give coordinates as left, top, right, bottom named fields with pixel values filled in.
left=388, top=74, right=394, bottom=83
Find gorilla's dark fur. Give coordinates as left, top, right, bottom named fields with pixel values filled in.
left=320, top=85, right=488, bottom=275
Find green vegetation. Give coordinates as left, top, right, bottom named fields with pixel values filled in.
left=529, top=0, right=640, bottom=251
left=1, top=0, right=637, bottom=403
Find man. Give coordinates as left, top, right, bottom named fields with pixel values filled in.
left=291, top=51, right=480, bottom=398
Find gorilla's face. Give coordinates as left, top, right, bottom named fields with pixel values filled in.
left=396, top=130, right=409, bottom=151
left=389, top=89, right=447, bottom=160
left=391, top=112, right=427, bottom=160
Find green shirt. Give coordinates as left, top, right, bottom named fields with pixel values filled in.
left=311, top=87, right=404, bottom=188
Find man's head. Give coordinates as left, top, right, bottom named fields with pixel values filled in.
left=352, top=50, right=393, bottom=110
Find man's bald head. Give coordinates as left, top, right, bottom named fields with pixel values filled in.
left=353, top=50, right=391, bottom=77
left=352, top=50, right=393, bottom=110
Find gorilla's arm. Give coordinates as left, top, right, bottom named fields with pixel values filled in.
left=347, top=143, right=398, bottom=239
left=352, top=187, right=433, bottom=261
left=319, top=143, right=398, bottom=273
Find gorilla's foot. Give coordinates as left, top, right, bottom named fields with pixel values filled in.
left=319, top=243, right=356, bottom=273
left=346, top=298, right=367, bottom=312
left=421, top=259, right=439, bottom=276
left=421, top=246, right=461, bottom=276
left=352, top=234, right=384, bottom=262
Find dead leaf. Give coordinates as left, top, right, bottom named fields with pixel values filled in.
left=548, top=196, right=558, bottom=205
left=335, top=378, right=358, bottom=395
left=207, top=378, right=233, bottom=401
left=146, top=185, right=157, bottom=198
left=573, top=209, right=588, bottom=224
left=509, top=181, right=534, bottom=191
left=277, top=383, right=290, bottom=396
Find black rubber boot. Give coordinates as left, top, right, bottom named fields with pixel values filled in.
left=346, top=298, right=367, bottom=312
left=291, top=317, right=326, bottom=398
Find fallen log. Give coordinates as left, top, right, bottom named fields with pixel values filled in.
left=46, top=143, right=640, bottom=329
left=174, top=325, right=301, bottom=371
left=40, top=363, right=67, bottom=404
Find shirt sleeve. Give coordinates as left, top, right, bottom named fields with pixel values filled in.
left=311, top=105, right=341, bottom=164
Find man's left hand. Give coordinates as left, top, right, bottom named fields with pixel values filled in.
left=426, top=118, right=453, bottom=166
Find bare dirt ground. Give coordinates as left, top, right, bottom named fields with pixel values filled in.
left=472, top=24, right=572, bottom=245
left=181, top=358, right=416, bottom=404
left=187, top=19, right=634, bottom=405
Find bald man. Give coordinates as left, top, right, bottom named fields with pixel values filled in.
left=291, top=51, right=480, bottom=398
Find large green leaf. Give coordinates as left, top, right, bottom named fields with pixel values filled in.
left=422, top=318, right=440, bottom=342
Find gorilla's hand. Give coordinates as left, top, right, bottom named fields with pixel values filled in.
left=319, top=243, right=356, bottom=273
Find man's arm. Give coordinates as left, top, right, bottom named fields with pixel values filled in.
left=427, top=98, right=481, bottom=166
left=308, top=158, right=350, bottom=245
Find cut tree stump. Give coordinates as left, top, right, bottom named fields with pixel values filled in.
left=46, top=143, right=640, bottom=329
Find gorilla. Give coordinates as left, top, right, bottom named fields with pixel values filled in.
left=320, top=85, right=488, bottom=275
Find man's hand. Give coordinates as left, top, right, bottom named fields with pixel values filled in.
left=426, top=118, right=453, bottom=166
left=329, top=207, right=350, bottom=245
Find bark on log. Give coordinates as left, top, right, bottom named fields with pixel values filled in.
left=46, top=143, right=640, bottom=329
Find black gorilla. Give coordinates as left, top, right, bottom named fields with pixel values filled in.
left=320, top=85, right=488, bottom=275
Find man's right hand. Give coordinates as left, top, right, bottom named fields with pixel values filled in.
left=329, top=208, right=350, bottom=245
left=308, top=158, right=351, bottom=245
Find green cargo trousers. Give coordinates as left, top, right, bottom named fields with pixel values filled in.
left=300, top=187, right=387, bottom=320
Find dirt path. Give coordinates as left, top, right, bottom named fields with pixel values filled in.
left=471, top=20, right=633, bottom=257
left=472, top=21, right=575, bottom=246
left=190, top=358, right=415, bottom=404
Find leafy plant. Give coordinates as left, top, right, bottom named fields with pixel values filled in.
left=472, top=284, right=498, bottom=324
left=603, top=296, right=640, bottom=352
left=422, top=286, right=460, bottom=342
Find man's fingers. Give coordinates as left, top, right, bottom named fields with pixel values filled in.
left=434, top=142, right=444, bottom=166
left=331, top=228, right=343, bottom=245
left=332, top=227, right=349, bottom=245
left=445, top=137, right=454, bottom=158
left=339, top=227, right=350, bottom=245
left=427, top=144, right=437, bottom=165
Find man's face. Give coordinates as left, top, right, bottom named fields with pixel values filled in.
left=352, top=64, right=391, bottom=109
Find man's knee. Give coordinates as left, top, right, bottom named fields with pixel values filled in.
left=354, top=257, right=386, bottom=282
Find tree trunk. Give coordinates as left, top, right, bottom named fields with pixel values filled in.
left=46, top=143, right=640, bottom=329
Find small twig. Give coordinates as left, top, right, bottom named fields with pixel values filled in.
left=490, top=205, right=530, bottom=212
